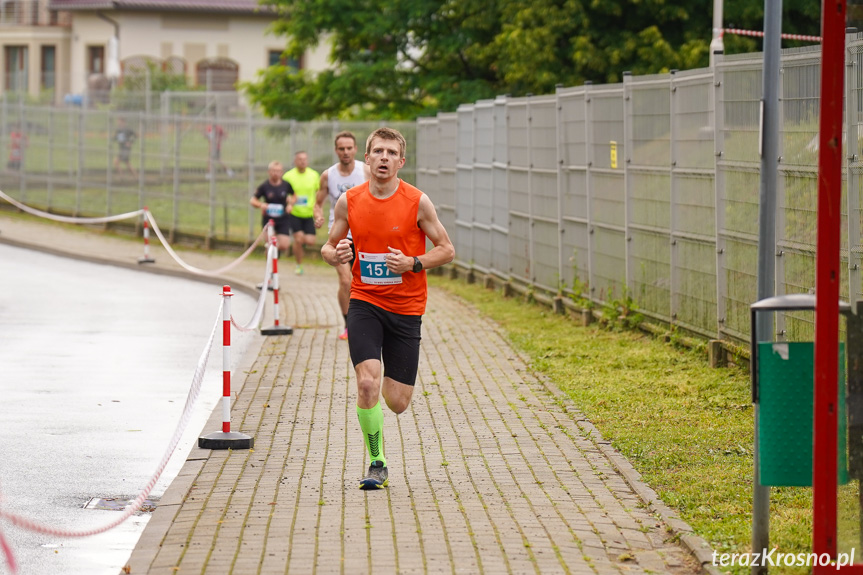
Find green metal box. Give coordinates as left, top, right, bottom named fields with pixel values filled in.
left=758, top=342, right=848, bottom=486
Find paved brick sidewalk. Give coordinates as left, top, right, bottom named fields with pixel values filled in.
left=0, top=212, right=714, bottom=575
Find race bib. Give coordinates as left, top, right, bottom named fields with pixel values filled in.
left=266, top=204, right=285, bottom=218
left=295, top=196, right=309, bottom=206
left=358, top=252, right=402, bottom=285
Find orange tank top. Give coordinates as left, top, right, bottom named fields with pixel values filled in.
left=347, top=180, right=427, bottom=315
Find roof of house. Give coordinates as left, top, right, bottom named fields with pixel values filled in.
left=48, top=0, right=275, bottom=14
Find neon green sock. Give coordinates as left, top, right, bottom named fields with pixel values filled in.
left=357, top=403, right=386, bottom=465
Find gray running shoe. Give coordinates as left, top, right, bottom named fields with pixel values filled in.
left=359, top=460, right=388, bottom=490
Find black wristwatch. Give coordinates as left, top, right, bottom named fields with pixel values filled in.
left=412, top=256, right=423, bottom=273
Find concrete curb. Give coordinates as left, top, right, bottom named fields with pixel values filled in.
left=124, top=328, right=266, bottom=573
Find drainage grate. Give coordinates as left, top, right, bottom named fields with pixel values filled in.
left=83, top=497, right=158, bottom=513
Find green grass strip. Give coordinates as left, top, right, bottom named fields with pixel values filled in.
left=429, top=275, right=862, bottom=575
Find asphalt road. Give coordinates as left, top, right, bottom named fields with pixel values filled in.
left=0, top=243, right=256, bottom=575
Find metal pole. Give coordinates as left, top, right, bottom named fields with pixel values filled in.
left=247, top=108, right=255, bottom=244
left=752, top=0, right=782, bottom=572
left=813, top=0, right=847, bottom=563
left=172, top=113, right=180, bottom=242
left=106, top=112, right=113, bottom=215
left=714, top=54, right=728, bottom=339
left=584, top=82, right=595, bottom=303
left=47, top=107, right=54, bottom=209
left=76, top=108, right=84, bottom=216
left=138, top=111, right=145, bottom=207
left=710, top=0, right=725, bottom=67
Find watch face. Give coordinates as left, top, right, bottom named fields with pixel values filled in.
left=413, top=257, right=422, bottom=273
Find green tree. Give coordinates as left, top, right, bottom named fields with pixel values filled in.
left=244, top=0, right=822, bottom=121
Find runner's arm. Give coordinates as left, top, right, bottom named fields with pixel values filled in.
left=314, top=170, right=329, bottom=228
left=416, top=193, right=455, bottom=270
left=321, top=194, right=351, bottom=266
left=250, top=184, right=267, bottom=211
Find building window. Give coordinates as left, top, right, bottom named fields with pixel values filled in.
left=4, top=46, right=28, bottom=92
left=41, top=45, right=55, bottom=91
left=87, top=45, right=104, bottom=75
left=268, top=50, right=300, bottom=72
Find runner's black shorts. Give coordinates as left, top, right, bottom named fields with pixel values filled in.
left=262, top=215, right=292, bottom=236
left=347, top=299, right=422, bottom=386
left=287, top=214, right=316, bottom=235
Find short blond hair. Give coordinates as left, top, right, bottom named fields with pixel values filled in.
left=268, top=160, right=283, bottom=171
left=365, top=127, right=406, bottom=158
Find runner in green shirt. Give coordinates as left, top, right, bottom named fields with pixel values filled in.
left=283, top=151, right=320, bottom=275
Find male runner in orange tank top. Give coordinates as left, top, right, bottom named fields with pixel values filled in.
left=321, top=127, right=455, bottom=489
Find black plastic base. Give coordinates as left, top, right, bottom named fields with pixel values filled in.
left=261, top=325, right=293, bottom=336
left=138, top=257, right=156, bottom=264
left=198, top=431, right=254, bottom=450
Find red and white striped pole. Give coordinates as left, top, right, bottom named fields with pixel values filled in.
left=198, top=285, right=254, bottom=449
left=221, top=284, right=233, bottom=433
left=261, top=236, right=293, bottom=335
left=138, top=207, right=156, bottom=264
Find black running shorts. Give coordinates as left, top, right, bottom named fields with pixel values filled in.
left=346, top=299, right=422, bottom=386
left=287, top=214, right=316, bottom=235
left=263, top=216, right=292, bottom=236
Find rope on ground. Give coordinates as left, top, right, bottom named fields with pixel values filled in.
left=0, top=303, right=222, bottom=574
left=0, top=189, right=143, bottom=224
left=145, top=210, right=267, bottom=277
left=231, top=242, right=276, bottom=332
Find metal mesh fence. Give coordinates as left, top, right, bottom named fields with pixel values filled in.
left=7, top=37, right=863, bottom=346
left=417, top=34, right=863, bottom=345
left=1, top=99, right=415, bottom=247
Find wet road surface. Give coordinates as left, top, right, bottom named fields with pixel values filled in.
left=0, top=243, right=256, bottom=575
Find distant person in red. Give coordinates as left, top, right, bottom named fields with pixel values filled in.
left=8, top=126, right=27, bottom=170
left=205, top=123, right=233, bottom=177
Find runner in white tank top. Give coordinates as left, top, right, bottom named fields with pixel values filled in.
left=314, top=131, right=370, bottom=339
left=326, top=161, right=366, bottom=238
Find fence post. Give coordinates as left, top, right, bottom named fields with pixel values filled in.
left=713, top=54, right=728, bottom=340
left=17, top=99, right=26, bottom=201
left=669, top=70, right=679, bottom=327
left=75, top=107, right=84, bottom=216
left=138, top=111, right=145, bottom=210
left=526, top=93, right=535, bottom=287
left=247, top=107, right=255, bottom=244
left=846, top=32, right=861, bottom=304
left=47, top=106, right=55, bottom=209
left=622, top=72, right=633, bottom=293
left=106, top=111, right=114, bottom=217
left=584, top=82, right=595, bottom=303
left=171, top=112, right=180, bottom=243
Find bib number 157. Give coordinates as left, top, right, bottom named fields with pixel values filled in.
left=359, top=252, right=402, bottom=285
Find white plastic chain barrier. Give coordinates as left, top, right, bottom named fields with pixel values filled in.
left=722, top=28, right=822, bottom=42
left=0, top=190, right=269, bottom=279
left=145, top=211, right=267, bottom=277
left=0, top=192, right=276, bottom=572
left=0, top=189, right=143, bottom=224
left=231, top=242, right=276, bottom=332
left=0, top=303, right=223, bottom=574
